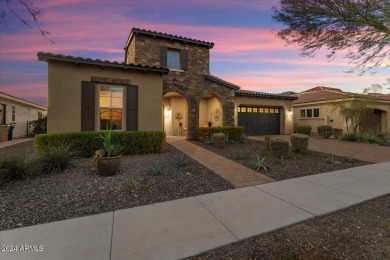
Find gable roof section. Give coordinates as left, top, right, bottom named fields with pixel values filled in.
left=37, top=52, right=169, bottom=74
left=0, top=91, right=47, bottom=110
left=236, top=89, right=298, bottom=100
left=125, top=28, right=215, bottom=50
left=294, top=86, right=356, bottom=104
left=204, top=75, right=240, bottom=90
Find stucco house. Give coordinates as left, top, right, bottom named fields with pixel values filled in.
left=293, top=87, right=390, bottom=134
left=0, top=91, right=47, bottom=138
left=38, top=28, right=295, bottom=139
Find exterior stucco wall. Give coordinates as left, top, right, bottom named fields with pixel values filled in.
left=234, top=96, right=294, bottom=134
left=293, top=101, right=390, bottom=133
left=0, top=95, right=46, bottom=138
left=47, top=61, right=163, bottom=133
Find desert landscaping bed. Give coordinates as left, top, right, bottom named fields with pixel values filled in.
left=0, top=140, right=234, bottom=231
left=190, top=139, right=371, bottom=181
left=190, top=194, right=390, bottom=259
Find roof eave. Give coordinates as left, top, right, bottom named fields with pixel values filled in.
left=37, top=52, right=169, bottom=75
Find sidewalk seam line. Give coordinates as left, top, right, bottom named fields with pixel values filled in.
left=109, top=211, right=114, bottom=260
left=253, top=186, right=316, bottom=217
left=194, top=196, right=240, bottom=241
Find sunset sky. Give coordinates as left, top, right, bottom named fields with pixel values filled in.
left=0, top=0, right=389, bottom=106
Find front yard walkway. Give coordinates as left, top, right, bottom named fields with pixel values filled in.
left=167, top=136, right=274, bottom=187
left=249, top=135, right=390, bottom=163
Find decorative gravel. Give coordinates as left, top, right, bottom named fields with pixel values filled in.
left=0, top=141, right=234, bottom=231
left=189, top=194, right=390, bottom=259
left=191, top=139, right=371, bottom=181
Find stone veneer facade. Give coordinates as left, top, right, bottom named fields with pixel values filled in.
left=125, top=32, right=236, bottom=139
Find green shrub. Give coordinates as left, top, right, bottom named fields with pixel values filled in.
left=317, top=125, right=333, bottom=139
left=37, top=145, right=76, bottom=174
left=295, top=125, right=312, bottom=136
left=175, top=153, right=187, bottom=167
left=290, top=133, right=309, bottom=153
left=148, top=161, right=163, bottom=176
left=340, top=132, right=359, bottom=142
left=0, top=155, right=36, bottom=184
left=332, top=128, right=343, bottom=139
left=35, top=131, right=166, bottom=157
left=359, top=131, right=388, bottom=144
left=196, top=126, right=244, bottom=142
left=29, top=115, right=47, bottom=135
left=270, top=138, right=289, bottom=158
left=251, top=155, right=267, bottom=173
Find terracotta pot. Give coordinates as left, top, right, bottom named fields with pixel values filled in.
left=97, top=155, right=121, bottom=176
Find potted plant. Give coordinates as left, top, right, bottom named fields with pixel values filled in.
left=93, top=130, right=122, bottom=176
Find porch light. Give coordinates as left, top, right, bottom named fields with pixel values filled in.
left=288, top=110, right=293, bottom=115
left=165, top=107, right=172, bottom=117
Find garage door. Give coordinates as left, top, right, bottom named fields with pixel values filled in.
left=238, top=106, right=280, bottom=136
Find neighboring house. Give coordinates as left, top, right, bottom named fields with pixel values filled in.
left=0, top=91, right=47, bottom=138
left=293, top=86, right=390, bottom=133
left=38, top=28, right=296, bottom=139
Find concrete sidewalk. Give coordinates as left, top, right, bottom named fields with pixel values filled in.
left=0, top=138, right=33, bottom=149
left=1, top=162, right=389, bottom=260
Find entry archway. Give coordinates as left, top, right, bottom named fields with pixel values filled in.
left=163, top=92, right=188, bottom=137
left=199, top=94, right=223, bottom=127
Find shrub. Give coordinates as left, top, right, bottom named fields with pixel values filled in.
left=359, top=131, right=388, bottom=145
left=251, top=155, right=267, bottom=173
left=317, top=125, right=333, bottom=138
left=175, top=153, right=187, bottom=167
left=332, top=128, right=343, bottom=139
left=35, top=131, right=166, bottom=157
left=148, top=161, right=163, bottom=176
left=37, top=145, right=76, bottom=174
left=290, top=133, right=309, bottom=153
left=340, top=132, right=359, bottom=142
left=196, top=126, right=244, bottom=142
left=0, top=155, right=36, bottom=184
left=238, top=132, right=248, bottom=144
left=295, top=125, right=312, bottom=136
left=270, top=138, right=289, bottom=158
left=29, top=115, right=47, bottom=135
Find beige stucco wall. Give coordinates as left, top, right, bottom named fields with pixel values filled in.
left=0, top=94, right=46, bottom=138
left=294, top=100, right=390, bottom=133
left=47, top=61, right=163, bottom=133
left=234, top=96, right=294, bottom=134
left=163, top=96, right=188, bottom=136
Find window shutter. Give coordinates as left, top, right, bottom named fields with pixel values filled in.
left=126, top=85, right=138, bottom=131
left=181, top=49, right=189, bottom=70
left=81, top=81, right=96, bottom=131
left=160, top=47, right=167, bottom=68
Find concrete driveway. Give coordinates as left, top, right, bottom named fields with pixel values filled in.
left=249, top=136, right=390, bottom=163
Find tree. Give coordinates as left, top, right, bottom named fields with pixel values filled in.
left=332, top=85, right=380, bottom=133
left=272, top=0, right=390, bottom=74
left=0, top=0, right=54, bottom=43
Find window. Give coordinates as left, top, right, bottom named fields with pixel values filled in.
left=12, top=106, right=15, bottom=121
left=167, top=49, right=180, bottom=69
left=247, top=107, right=252, bottom=112
left=99, top=86, right=123, bottom=130
left=0, top=104, right=5, bottom=124
left=300, top=108, right=320, bottom=119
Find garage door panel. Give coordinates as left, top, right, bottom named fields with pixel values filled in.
left=238, top=107, right=280, bottom=136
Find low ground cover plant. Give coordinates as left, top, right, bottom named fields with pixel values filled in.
left=0, top=155, right=36, bottom=184
left=37, top=145, right=76, bottom=174
left=340, top=131, right=389, bottom=145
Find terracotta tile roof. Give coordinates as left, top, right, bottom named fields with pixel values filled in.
left=236, top=89, right=298, bottom=100
left=37, top=52, right=169, bottom=74
left=293, top=86, right=390, bottom=104
left=204, top=75, right=240, bottom=90
left=126, top=28, right=215, bottom=49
